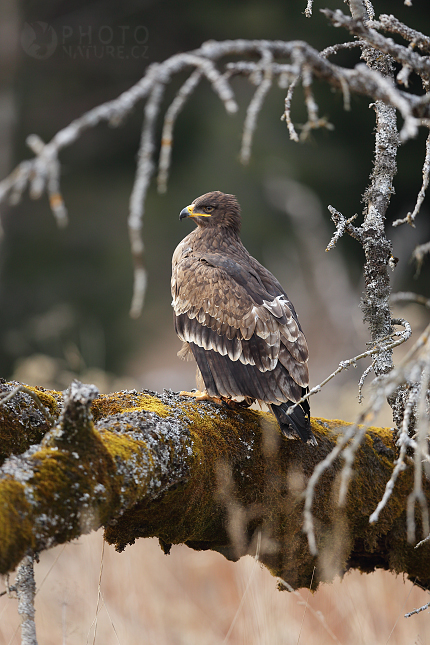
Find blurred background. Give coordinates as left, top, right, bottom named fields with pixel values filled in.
left=1, top=0, right=430, bottom=642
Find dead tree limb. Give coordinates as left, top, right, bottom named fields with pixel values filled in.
left=1, top=380, right=429, bottom=592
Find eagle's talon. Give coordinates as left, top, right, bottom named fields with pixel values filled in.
left=220, top=398, right=251, bottom=409
left=179, top=390, right=222, bottom=404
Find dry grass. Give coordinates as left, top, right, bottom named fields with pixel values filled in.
left=1, top=531, right=430, bottom=644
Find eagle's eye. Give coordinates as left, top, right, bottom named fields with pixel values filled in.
left=203, top=205, right=214, bottom=213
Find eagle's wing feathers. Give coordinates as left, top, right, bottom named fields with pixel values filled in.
left=172, top=253, right=309, bottom=406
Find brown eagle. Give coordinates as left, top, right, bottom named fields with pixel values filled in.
left=171, top=191, right=315, bottom=445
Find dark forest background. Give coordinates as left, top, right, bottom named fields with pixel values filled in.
left=1, top=0, right=430, bottom=421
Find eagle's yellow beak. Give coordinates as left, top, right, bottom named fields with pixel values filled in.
left=179, top=204, right=211, bottom=220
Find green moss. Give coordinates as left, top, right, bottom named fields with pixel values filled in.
left=0, top=479, right=34, bottom=573
left=27, top=385, right=60, bottom=414
left=0, top=383, right=58, bottom=464
left=91, top=392, right=170, bottom=420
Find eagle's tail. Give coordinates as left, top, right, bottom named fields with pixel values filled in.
left=271, top=401, right=317, bottom=446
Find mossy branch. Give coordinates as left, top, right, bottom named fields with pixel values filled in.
left=0, top=379, right=429, bottom=591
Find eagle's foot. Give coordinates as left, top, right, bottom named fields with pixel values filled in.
left=179, top=389, right=223, bottom=404
left=220, top=397, right=251, bottom=409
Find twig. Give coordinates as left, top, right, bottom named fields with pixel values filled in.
left=281, top=75, right=300, bottom=142
left=405, top=600, right=430, bottom=618
left=288, top=319, right=412, bottom=415
left=390, top=291, right=430, bottom=309
left=225, top=61, right=297, bottom=80
left=393, top=132, right=430, bottom=227
left=338, top=384, right=385, bottom=506
left=297, top=566, right=315, bottom=645
left=412, top=240, right=430, bottom=275
left=303, top=317, right=429, bottom=553
left=396, top=64, right=412, bottom=88
left=0, top=384, right=56, bottom=425
left=326, top=206, right=360, bottom=250
left=323, top=9, right=430, bottom=85
left=128, top=81, right=165, bottom=319
left=407, top=357, right=430, bottom=543
left=304, top=0, right=314, bottom=19
left=93, top=540, right=105, bottom=645
left=369, top=385, right=419, bottom=524
left=357, top=361, right=375, bottom=403
left=299, top=65, right=334, bottom=140
left=362, top=0, right=375, bottom=22
left=320, top=39, right=366, bottom=59
left=278, top=578, right=341, bottom=643
left=157, top=69, right=203, bottom=193
left=15, top=555, right=37, bottom=645
left=414, top=533, right=430, bottom=549
left=304, top=417, right=361, bottom=554
left=100, top=591, right=122, bottom=645
left=240, top=49, right=274, bottom=164
left=222, top=532, right=261, bottom=643
left=359, top=64, right=417, bottom=141
left=376, top=14, right=430, bottom=54
left=86, top=540, right=105, bottom=645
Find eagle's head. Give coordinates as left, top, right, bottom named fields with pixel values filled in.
left=179, top=191, right=241, bottom=232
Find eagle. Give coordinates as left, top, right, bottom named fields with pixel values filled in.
left=171, top=191, right=316, bottom=445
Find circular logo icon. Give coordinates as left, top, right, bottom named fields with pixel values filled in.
left=21, top=22, right=58, bottom=60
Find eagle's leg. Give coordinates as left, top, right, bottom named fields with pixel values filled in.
left=179, top=389, right=223, bottom=404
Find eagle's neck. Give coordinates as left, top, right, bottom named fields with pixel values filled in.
left=191, top=225, right=242, bottom=253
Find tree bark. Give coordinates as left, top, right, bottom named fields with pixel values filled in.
left=0, top=379, right=429, bottom=591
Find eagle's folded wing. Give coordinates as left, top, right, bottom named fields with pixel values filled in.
left=172, top=254, right=309, bottom=405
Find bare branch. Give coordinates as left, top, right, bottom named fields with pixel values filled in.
left=288, top=318, right=412, bottom=417
left=157, top=69, right=203, bottom=194
left=412, top=240, right=430, bottom=275
left=299, top=65, right=334, bottom=140
left=303, top=316, right=425, bottom=553
left=15, top=555, right=37, bottom=645
left=281, top=75, right=300, bottom=142
left=320, top=39, right=366, bottom=59
left=359, top=43, right=399, bottom=373
left=323, top=9, right=430, bottom=84
left=390, top=292, right=430, bottom=309
left=303, top=419, right=357, bottom=555
left=225, top=60, right=297, bottom=79
left=393, top=132, right=430, bottom=227
left=407, top=357, right=430, bottom=543
left=128, top=81, right=165, bottom=319
left=357, top=361, right=375, bottom=403
left=0, top=384, right=56, bottom=425
left=240, top=49, right=274, bottom=164
left=405, top=600, right=430, bottom=618
left=376, top=14, right=430, bottom=54
left=326, top=206, right=360, bottom=250
left=338, top=401, right=382, bottom=506
left=363, top=0, right=375, bottom=22
left=279, top=577, right=342, bottom=643
left=304, top=0, right=314, bottom=19
left=2, top=36, right=430, bottom=319
left=370, top=385, right=419, bottom=524
left=396, top=63, right=413, bottom=88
